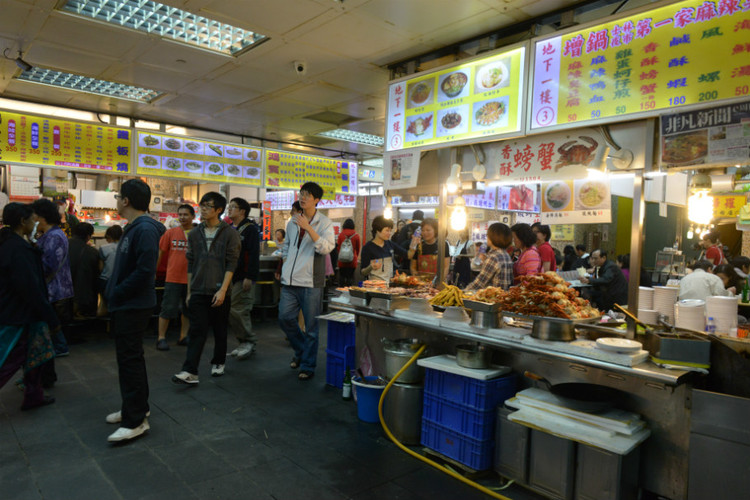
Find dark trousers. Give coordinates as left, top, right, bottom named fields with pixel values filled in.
left=339, top=267, right=355, bottom=287
left=182, top=294, right=231, bottom=375
left=0, top=334, right=44, bottom=407
left=112, top=308, right=152, bottom=429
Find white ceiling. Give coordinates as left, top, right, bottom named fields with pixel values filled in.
left=0, top=0, right=631, bottom=158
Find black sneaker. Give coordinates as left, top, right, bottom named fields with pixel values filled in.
left=156, top=339, right=169, bottom=351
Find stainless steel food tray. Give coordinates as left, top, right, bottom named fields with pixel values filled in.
left=463, top=299, right=502, bottom=313
left=501, top=311, right=601, bottom=325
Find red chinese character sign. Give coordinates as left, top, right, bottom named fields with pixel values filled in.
left=386, top=44, right=527, bottom=152
left=541, top=179, right=612, bottom=224
left=531, top=0, right=750, bottom=132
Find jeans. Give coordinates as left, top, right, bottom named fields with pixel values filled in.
left=278, top=285, right=323, bottom=372
left=112, top=308, right=152, bottom=429
left=182, top=293, right=231, bottom=375
left=229, top=280, right=256, bottom=345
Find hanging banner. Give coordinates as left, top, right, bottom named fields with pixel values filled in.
left=660, top=100, right=750, bottom=167
left=134, top=131, right=262, bottom=186
left=497, top=184, right=541, bottom=212
left=714, top=194, right=747, bottom=217
left=0, top=110, right=132, bottom=174
left=514, top=212, right=542, bottom=224
left=541, top=179, right=612, bottom=223
left=384, top=149, right=421, bottom=190
left=552, top=224, right=575, bottom=240
left=262, top=201, right=272, bottom=240
left=386, top=43, right=527, bottom=152
left=448, top=187, right=497, bottom=209
left=530, top=0, right=750, bottom=132
left=264, top=149, right=356, bottom=196
left=266, top=190, right=356, bottom=210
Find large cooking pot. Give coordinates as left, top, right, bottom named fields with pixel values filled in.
left=531, top=318, right=576, bottom=341
left=382, top=338, right=425, bottom=383
left=524, top=371, right=623, bottom=413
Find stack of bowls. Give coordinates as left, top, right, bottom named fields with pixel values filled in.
left=706, top=296, right=740, bottom=334
left=638, top=309, right=659, bottom=324
left=638, top=287, right=656, bottom=323
left=675, top=299, right=706, bottom=331
left=653, top=286, right=679, bottom=323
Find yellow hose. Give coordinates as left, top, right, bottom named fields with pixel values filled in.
left=377, top=345, right=513, bottom=500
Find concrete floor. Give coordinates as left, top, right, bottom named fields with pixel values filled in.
left=0, top=317, right=543, bottom=500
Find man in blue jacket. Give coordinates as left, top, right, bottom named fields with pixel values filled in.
left=104, top=179, right=165, bottom=443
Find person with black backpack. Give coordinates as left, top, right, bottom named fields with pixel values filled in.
left=336, top=218, right=360, bottom=286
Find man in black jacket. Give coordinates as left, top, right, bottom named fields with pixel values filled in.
left=580, top=249, right=628, bottom=312
left=105, top=179, right=165, bottom=443
left=227, top=197, right=260, bottom=360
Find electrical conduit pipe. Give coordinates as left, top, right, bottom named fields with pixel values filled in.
left=377, top=344, right=512, bottom=500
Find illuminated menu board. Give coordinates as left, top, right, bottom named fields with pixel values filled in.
left=0, top=110, right=132, bottom=173
left=386, top=44, right=527, bottom=151
left=264, top=149, right=357, bottom=196
left=134, top=131, right=262, bottom=186
left=530, top=0, right=750, bottom=131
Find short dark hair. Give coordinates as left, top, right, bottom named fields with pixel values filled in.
left=511, top=223, right=536, bottom=248
left=371, top=215, right=394, bottom=237
left=301, top=182, right=323, bottom=201
left=731, top=256, right=750, bottom=270
left=200, top=192, right=227, bottom=212
left=617, top=254, right=630, bottom=269
left=704, top=231, right=720, bottom=243
left=104, top=225, right=123, bottom=242
left=276, top=228, right=286, bottom=239
left=73, top=222, right=94, bottom=241
left=691, top=260, right=713, bottom=271
left=230, top=197, right=250, bottom=217
left=576, top=244, right=587, bottom=252
left=534, top=224, right=551, bottom=242
left=593, top=248, right=608, bottom=259
left=413, top=210, right=425, bottom=220
left=343, top=218, right=355, bottom=230
left=32, top=198, right=62, bottom=225
left=291, top=201, right=302, bottom=214
left=120, top=179, right=151, bottom=211
left=563, top=245, right=575, bottom=256
left=2, top=202, right=33, bottom=230
left=487, top=223, right=511, bottom=249
left=178, top=204, right=195, bottom=217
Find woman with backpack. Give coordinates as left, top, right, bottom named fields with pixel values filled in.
left=336, top=219, right=361, bottom=286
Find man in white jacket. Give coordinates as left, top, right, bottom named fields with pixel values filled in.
left=279, top=182, right=335, bottom=381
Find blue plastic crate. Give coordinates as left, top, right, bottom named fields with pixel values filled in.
left=325, top=345, right=355, bottom=388
left=424, top=369, right=516, bottom=410
left=421, top=419, right=495, bottom=471
left=325, top=320, right=356, bottom=355
left=422, top=393, right=497, bottom=441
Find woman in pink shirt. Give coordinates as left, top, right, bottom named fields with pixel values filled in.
left=511, top=223, right=541, bottom=283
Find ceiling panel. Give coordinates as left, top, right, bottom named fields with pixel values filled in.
left=355, top=0, right=489, bottom=36
left=269, top=117, right=332, bottom=136
left=201, top=0, right=332, bottom=36
left=134, top=40, right=233, bottom=76
left=319, top=64, right=390, bottom=97
left=25, top=42, right=117, bottom=75
left=212, top=63, right=301, bottom=94
left=0, top=0, right=34, bottom=35
left=156, top=94, right=236, bottom=117
left=282, top=83, right=362, bottom=109
left=36, top=13, right=144, bottom=59
left=113, top=63, right=194, bottom=92
left=329, top=97, right=386, bottom=120
left=240, top=97, right=321, bottom=119
left=180, top=80, right=259, bottom=106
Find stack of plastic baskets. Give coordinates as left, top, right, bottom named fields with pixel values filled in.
left=324, top=318, right=356, bottom=388
left=418, top=355, right=516, bottom=471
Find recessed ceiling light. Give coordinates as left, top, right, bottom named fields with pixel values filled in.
left=316, top=129, right=384, bottom=147
left=16, top=67, right=162, bottom=103
left=362, top=158, right=383, bottom=167
left=58, top=0, right=268, bottom=57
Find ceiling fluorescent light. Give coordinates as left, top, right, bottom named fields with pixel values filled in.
left=316, top=129, right=384, bottom=147
left=362, top=158, right=384, bottom=168
left=16, top=67, right=162, bottom=103
left=58, top=0, right=267, bottom=57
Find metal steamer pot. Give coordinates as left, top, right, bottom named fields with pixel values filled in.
left=531, top=317, right=577, bottom=341
left=382, top=338, right=425, bottom=383
left=455, top=344, right=490, bottom=369
left=524, top=371, right=623, bottom=413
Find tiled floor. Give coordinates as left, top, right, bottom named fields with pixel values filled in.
left=1, top=318, right=543, bottom=500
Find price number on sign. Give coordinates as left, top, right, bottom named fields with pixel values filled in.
left=698, top=91, right=718, bottom=102
left=5, top=146, right=17, bottom=152
left=50, top=150, right=62, bottom=157
left=615, top=106, right=626, bottom=115
left=736, top=86, right=749, bottom=96
left=669, top=96, right=686, bottom=106
left=568, top=114, right=577, bottom=122
left=640, top=100, right=656, bottom=110
left=591, top=110, right=601, bottom=119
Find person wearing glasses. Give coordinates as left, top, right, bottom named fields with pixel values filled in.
left=104, top=180, right=165, bottom=443
left=278, top=182, right=335, bottom=381
left=173, top=192, right=240, bottom=385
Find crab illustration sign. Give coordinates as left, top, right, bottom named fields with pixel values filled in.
left=486, top=128, right=606, bottom=182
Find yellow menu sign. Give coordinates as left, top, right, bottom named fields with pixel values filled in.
left=134, top=131, right=262, bottom=186
left=0, top=110, right=132, bottom=173
left=386, top=45, right=526, bottom=151
left=264, top=149, right=356, bottom=196
left=530, top=0, right=750, bottom=130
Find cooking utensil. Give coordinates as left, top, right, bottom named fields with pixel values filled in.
left=455, top=344, right=490, bottom=369
left=531, top=318, right=576, bottom=341
left=524, top=371, right=622, bottom=413
left=614, top=303, right=653, bottom=334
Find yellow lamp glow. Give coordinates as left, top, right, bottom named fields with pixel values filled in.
left=687, top=191, right=713, bottom=226
left=383, top=197, right=393, bottom=220
left=450, top=196, right=467, bottom=231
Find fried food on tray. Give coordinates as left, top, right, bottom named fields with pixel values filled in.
left=468, top=286, right=507, bottom=304
left=498, top=272, right=599, bottom=320
left=430, top=284, right=466, bottom=307
left=390, top=271, right=431, bottom=288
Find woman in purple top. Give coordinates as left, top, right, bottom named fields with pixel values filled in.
left=32, top=199, right=73, bottom=361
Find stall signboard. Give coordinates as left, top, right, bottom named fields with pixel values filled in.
left=448, top=187, right=497, bottom=209
left=262, top=201, right=272, bottom=240
left=386, top=44, right=527, bottom=152
left=384, top=150, right=421, bottom=190
left=317, top=194, right=357, bottom=209
left=530, top=0, right=750, bottom=132
left=265, top=149, right=356, bottom=197
left=552, top=224, right=575, bottom=240
left=714, top=194, right=747, bottom=216
left=497, top=184, right=541, bottom=212
left=266, top=190, right=297, bottom=211
left=0, top=110, right=132, bottom=174
left=660, top=101, right=750, bottom=167
left=134, top=131, right=262, bottom=186
left=541, top=179, right=612, bottom=223
left=514, top=212, right=542, bottom=224
left=391, top=195, right=439, bottom=206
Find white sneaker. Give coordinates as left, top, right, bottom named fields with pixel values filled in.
left=106, top=410, right=150, bottom=424
left=211, top=364, right=225, bottom=377
left=229, top=347, right=240, bottom=357
left=235, top=342, right=256, bottom=360
left=107, top=419, right=150, bottom=442
left=171, top=371, right=199, bottom=385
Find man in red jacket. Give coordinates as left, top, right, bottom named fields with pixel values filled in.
left=336, top=218, right=360, bottom=286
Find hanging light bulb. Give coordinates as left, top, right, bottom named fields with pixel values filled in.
left=688, top=191, right=714, bottom=225
left=686, top=225, right=694, bottom=240
left=383, top=196, right=393, bottom=220
left=450, top=195, right=467, bottom=231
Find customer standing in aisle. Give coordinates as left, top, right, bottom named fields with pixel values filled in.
left=172, top=192, right=240, bottom=384
left=336, top=218, right=360, bottom=287
left=278, top=182, right=335, bottom=381
left=510, top=223, right=542, bottom=282
left=105, top=179, right=165, bottom=443
left=227, top=197, right=260, bottom=361
left=156, top=204, right=195, bottom=350
left=68, top=222, right=100, bottom=318
left=465, top=223, right=514, bottom=292
left=532, top=223, right=557, bottom=272
left=98, top=224, right=123, bottom=316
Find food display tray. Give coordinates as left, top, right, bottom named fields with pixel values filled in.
left=501, top=311, right=601, bottom=325
left=368, top=290, right=402, bottom=300
left=348, top=288, right=370, bottom=299
left=369, top=296, right=409, bottom=313
left=463, top=300, right=501, bottom=313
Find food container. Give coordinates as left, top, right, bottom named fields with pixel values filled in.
left=369, top=291, right=408, bottom=312
left=455, top=344, right=490, bottom=369
left=464, top=300, right=502, bottom=329
left=348, top=288, right=370, bottom=307
left=382, top=338, right=426, bottom=383
left=531, top=318, right=576, bottom=342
